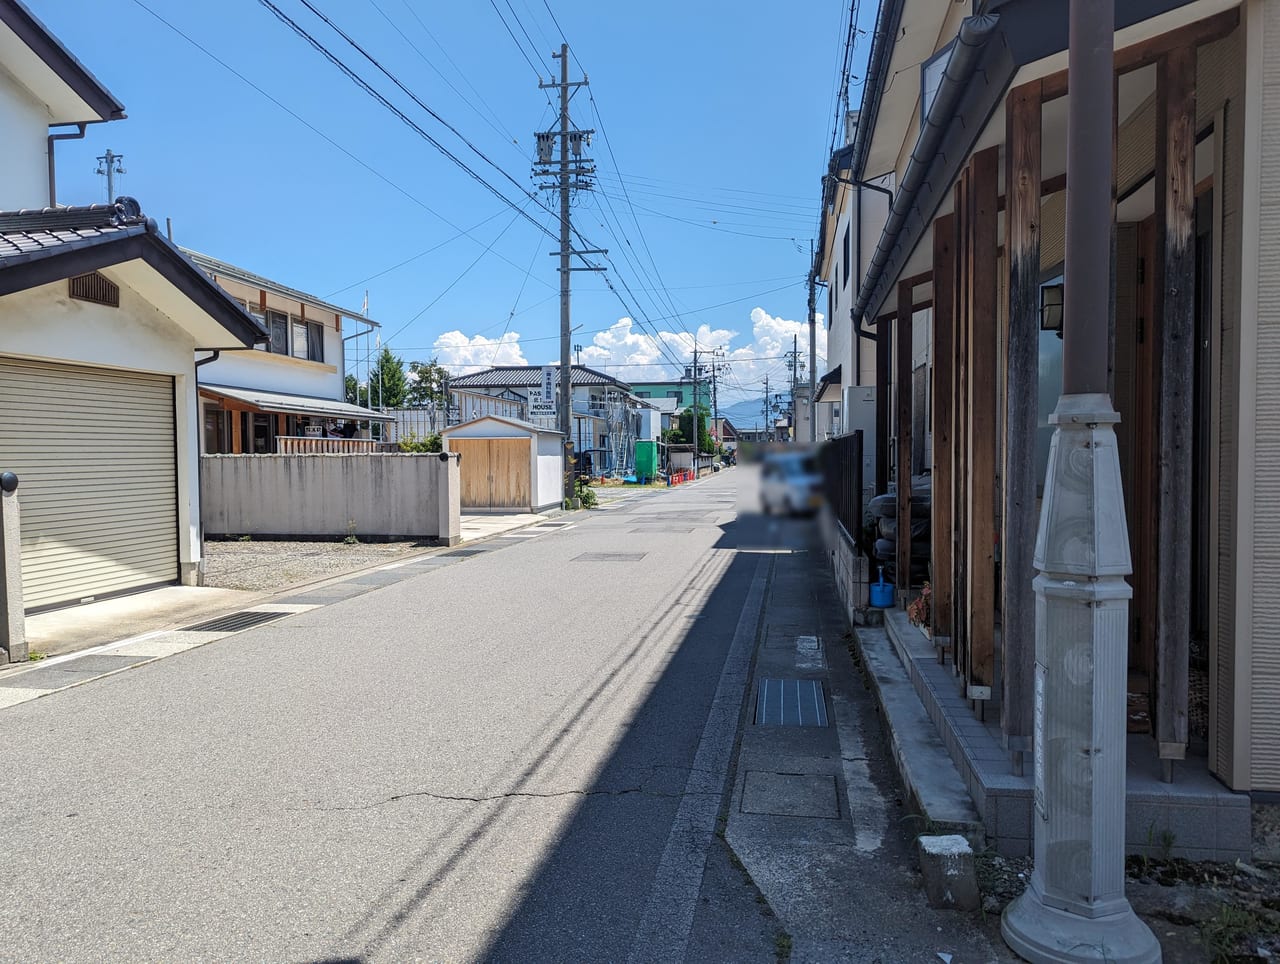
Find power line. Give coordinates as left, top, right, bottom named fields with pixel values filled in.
left=368, top=0, right=523, bottom=151
left=487, top=0, right=549, bottom=80
left=272, top=0, right=556, bottom=239
left=324, top=206, right=514, bottom=298
left=491, top=214, right=553, bottom=366
left=381, top=203, right=529, bottom=345
left=128, top=0, right=552, bottom=287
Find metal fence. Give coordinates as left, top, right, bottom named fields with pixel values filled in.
left=819, top=430, right=864, bottom=553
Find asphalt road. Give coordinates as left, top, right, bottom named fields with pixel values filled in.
left=0, top=470, right=786, bottom=962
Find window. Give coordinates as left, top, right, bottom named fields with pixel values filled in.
left=921, top=43, right=955, bottom=130
left=267, top=309, right=289, bottom=355
left=307, top=322, right=324, bottom=362
left=256, top=309, right=324, bottom=361
left=290, top=318, right=325, bottom=362
left=842, top=224, right=851, bottom=287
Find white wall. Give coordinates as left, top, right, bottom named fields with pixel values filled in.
left=0, top=81, right=51, bottom=209
left=536, top=432, right=564, bottom=511
left=199, top=345, right=342, bottom=399
left=0, top=278, right=206, bottom=578
left=201, top=453, right=460, bottom=542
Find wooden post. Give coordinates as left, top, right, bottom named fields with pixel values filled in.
left=875, top=318, right=892, bottom=494
left=1154, top=47, right=1196, bottom=774
left=230, top=410, right=243, bottom=455
left=952, top=173, right=970, bottom=674
left=1002, top=82, right=1042, bottom=764
left=967, top=146, right=1000, bottom=702
left=896, top=280, right=914, bottom=601
left=931, top=214, right=957, bottom=646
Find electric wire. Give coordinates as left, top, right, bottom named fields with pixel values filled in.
left=381, top=202, right=529, bottom=345
left=273, top=0, right=558, bottom=240
left=367, top=0, right=523, bottom=152
left=127, top=0, right=548, bottom=284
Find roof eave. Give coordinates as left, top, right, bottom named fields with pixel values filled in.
left=0, top=0, right=126, bottom=122
left=0, top=223, right=266, bottom=347
left=853, top=15, right=1008, bottom=323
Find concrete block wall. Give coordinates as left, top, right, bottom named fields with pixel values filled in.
left=201, top=453, right=460, bottom=544
left=881, top=610, right=1250, bottom=862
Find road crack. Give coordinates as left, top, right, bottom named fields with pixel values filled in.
left=299, top=785, right=720, bottom=812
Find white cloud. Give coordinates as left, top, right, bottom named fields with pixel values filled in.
left=431, top=304, right=825, bottom=407
left=432, top=330, right=527, bottom=368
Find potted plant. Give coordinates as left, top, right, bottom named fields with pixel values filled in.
left=907, top=582, right=932, bottom=639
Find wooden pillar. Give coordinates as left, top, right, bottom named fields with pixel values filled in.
left=896, top=280, right=914, bottom=600
left=875, top=318, right=891, bottom=494
left=952, top=173, right=971, bottom=674
left=1154, top=46, right=1196, bottom=771
left=1002, top=82, right=1042, bottom=762
left=230, top=410, right=243, bottom=454
left=276, top=414, right=287, bottom=437
left=966, top=145, right=1000, bottom=702
left=931, top=214, right=957, bottom=644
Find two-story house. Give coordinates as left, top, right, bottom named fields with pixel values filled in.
left=0, top=0, right=263, bottom=634
left=185, top=251, right=392, bottom=454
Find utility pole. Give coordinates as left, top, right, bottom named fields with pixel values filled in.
left=762, top=374, right=770, bottom=441
left=690, top=342, right=699, bottom=454
left=1001, top=0, right=1160, bottom=960
left=785, top=335, right=805, bottom=443
left=710, top=351, right=725, bottom=451
left=95, top=149, right=124, bottom=201
left=536, top=46, right=601, bottom=504
left=808, top=239, right=818, bottom=443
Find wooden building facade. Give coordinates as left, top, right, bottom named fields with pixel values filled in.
left=836, top=0, right=1279, bottom=794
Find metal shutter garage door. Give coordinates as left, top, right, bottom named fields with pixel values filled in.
left=0, top=357, right=178, bottom=611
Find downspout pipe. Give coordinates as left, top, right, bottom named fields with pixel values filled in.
left=849, top=14, right=1001, bottom=329
left=47, top=123, right=88, bottom=206
left=818, top=171, right=892, bottom=343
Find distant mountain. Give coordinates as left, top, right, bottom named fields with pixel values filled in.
left=717, top=398, right=769, bottom=430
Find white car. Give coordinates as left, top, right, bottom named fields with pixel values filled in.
left=759, top=451, right=823, bottom=516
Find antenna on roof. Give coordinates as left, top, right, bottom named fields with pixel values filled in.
left=95, top=149, right=125, bottom=202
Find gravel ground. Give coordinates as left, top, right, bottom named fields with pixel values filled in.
left=202, top=538, right=431, bottom=592
left=976, top=808, right=1280, bottom=962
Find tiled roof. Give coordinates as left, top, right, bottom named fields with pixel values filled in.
left=450, top=365, right=631, bottom=390
left=183, top=248, right=379, bottom=327
left=0, top=202, right=148, bottom=264
left=0, top=198, right=265, bottom=347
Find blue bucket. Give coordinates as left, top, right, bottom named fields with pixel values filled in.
left=869, top=568, right=894, bottom=609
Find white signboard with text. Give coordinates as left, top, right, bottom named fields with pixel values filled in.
left=532, top=366, right=558, bottom=418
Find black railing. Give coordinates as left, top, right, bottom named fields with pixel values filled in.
left=819, top=431, right=864, bottom=553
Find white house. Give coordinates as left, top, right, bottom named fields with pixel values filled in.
left=0, top=0, right=264, bottom=627
left=448, top=365, right=650, bottom=475
left=183, top=251, right=393, bottom=453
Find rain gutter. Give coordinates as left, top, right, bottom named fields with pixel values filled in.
left=849, top=14, right=1002, bottom=326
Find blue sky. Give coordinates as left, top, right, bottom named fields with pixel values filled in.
left=31, top=0, right=875, bottom=410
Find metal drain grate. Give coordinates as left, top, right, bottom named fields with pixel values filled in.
left=179, top=610, right=290, bottom=633
left=441, top=547, right=487, bottom=557
left=754, top=678, right=829, bottom=727
left=572, top=552, right=648, bottom=562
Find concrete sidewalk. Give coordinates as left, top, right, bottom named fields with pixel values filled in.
left=10, top=511, right=554, bottom=665
left=723, top=516, right=1010, bottom=962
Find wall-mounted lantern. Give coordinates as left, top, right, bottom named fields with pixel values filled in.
left=1040, top=282, right=1064, bottom=337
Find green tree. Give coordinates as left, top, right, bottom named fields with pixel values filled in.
left=367, top=347, right=408, bottom=409
left=344, top=373, right=369, bottom=407
left=678, top=404, right=713, bottom=454
left=406, top=357, right=450, bottom=408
